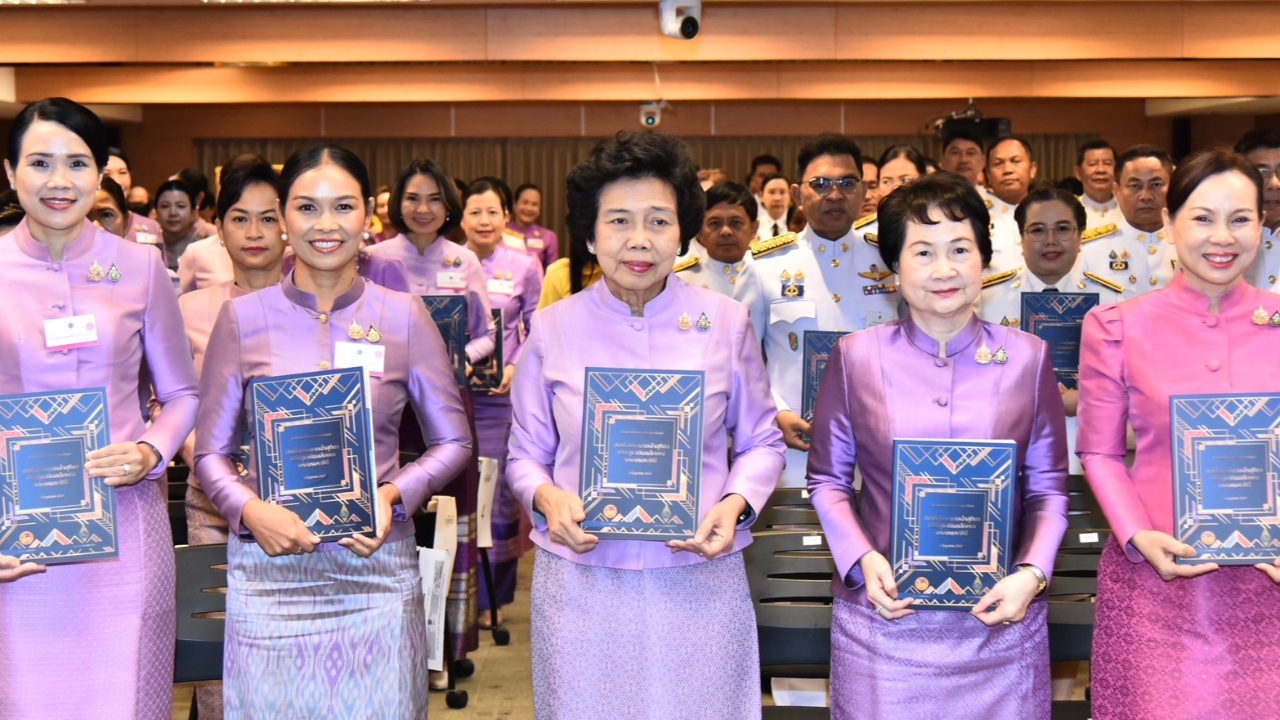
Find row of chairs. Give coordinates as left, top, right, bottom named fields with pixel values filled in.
left=745, top=480, right=1110, bottom=720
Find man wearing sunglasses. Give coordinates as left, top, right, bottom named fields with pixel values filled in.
left=735, top=133, right=900, bottom=488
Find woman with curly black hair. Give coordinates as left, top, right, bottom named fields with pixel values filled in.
left=506, top=131, right=785, bottom=720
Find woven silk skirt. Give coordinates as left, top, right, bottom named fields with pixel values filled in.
left=830, top=596, right=1050, bottom=720
left=530, top=548, right=761, bottom=720
left=1091, top=537, right=1280, bottom=720
left=222, top=535, right=427, bottom=720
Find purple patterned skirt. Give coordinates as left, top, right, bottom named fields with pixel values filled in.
left=530, top=548, right=761, bottom=720
left=474, top=395, right=521, bottom=610
left=0, top=478, right=175, bottom=720
left=222, top=535, right=427, bottom=719
left=185, top=484, right=228, bottom=720
left=830, top=597, right=1050, bottom=720
left=1092, top=537, right=1280, bottom=719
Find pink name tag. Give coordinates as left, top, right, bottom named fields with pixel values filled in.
left=526, top=237, right=544, bottom=250
left=44, top=314, right=99, bottom=351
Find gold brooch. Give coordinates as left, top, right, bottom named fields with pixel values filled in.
left=87, top=261, right=105, bottom=282
left=366, top=326, right=382, bottom=343
left=993, top=347, right=1009, bottom=364
left=788, top=332, right=799, bottom=351
left=678, top=312, right=692, bottom=331
left=975, top=343, right=992, bottom=365
left=1254, top=307, right=1270, bottom=325
left=348, top=321, right=366, bottom=340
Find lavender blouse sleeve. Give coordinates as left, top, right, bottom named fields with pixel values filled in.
left=506, top=311, right=557, bottom=530
left=806, top=341, right=876, bottom=588
left=1012, top=341, right=1070, bottom=579
left=511, top=258, right=544, bottom=366
left=139, top=249, right=200, bottom=479
left=193, top=301, right=258, bottom=535
left=722, top=302, right=784, bottom=522
left=465, top=257, right=496, bottom=364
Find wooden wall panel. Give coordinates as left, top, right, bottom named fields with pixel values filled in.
left=0, top=3, right=1277, bottom=65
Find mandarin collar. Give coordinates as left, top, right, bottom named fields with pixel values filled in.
left=591, top=271, right=680, bottom=318
left=12, top=218, right=98, bottom=263
left=800, top=225, right=854, bottom=250
left=1165, top=269, right=1251, bottom=314
left=901, top=310, right=983, bottom=360
left=281, top=270, right=365, bottom=313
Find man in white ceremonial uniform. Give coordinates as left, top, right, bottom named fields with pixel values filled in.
left=983, top=137, right=1039, bottom=275
left=1074, top=139, right=1119, bottom=229
left=1236, top=129, right=1280, bottom=293
left=676, top=181, right=758, bottom=298
left=735, top=134, right=899, bottom=487
left=1080, top=144, right=1176, bottom=298
left=939, top=128, right=987, bottom=189
left=979, top=186, right=1123, bottom=478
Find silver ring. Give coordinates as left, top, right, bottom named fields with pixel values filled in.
left=122, top=463, right=131, bottom=476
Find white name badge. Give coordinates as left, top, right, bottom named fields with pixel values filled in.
left=526, top=237, right=545, bottom=250
left=44, top=314, right=99, bottom=351
left=487, top=279, right=515, bottom=296
left=135, top=231, right=159, bottom=246
left=866, top=310, right=894, bottom=328
left=334, top=341, right=386, bottom=377
left=437, top=271, right=466, bottom=290
left=502, top=235, right=526, bottom=251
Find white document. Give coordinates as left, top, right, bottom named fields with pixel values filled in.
left=419, top=495, right=458, bottom=672
left=476, top=457, right=500, bottom=549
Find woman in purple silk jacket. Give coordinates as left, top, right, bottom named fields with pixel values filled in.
left=807, top=172, right=1069, bottom=720
left=0, top=98, right=199, bottom=719
left=507, top=131, right=785, bottom=720
left=1077, top=149, right=1280, bottom=719
left=195, top=144, right=472, bottom=718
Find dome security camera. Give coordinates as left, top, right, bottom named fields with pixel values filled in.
left=659, top=0, right=701, bottom=40
left=640, top=102, right=665, bottom=128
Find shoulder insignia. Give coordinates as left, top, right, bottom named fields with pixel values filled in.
left=751, top=232, right=797, bottom=258
left=672, top=255, right=700, bottom=273
left=985, top=199, right=993, bottom=209
left=982, top=267, right=1020, bottom=289
left=1081, top=224, right=1118, bottom=244
left=854, top=214, right=877, bottom=230
left=863, top=232, right=878, bottom=246
left=504, top=228, right=525, bottom=240
left=1083, top=271, right=1123, bottom=294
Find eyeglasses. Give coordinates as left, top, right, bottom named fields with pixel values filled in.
left=1023, top=223, right=1079, bottom=242
left=805, top=176, right=862, bottom=197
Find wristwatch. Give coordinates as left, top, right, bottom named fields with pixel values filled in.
left=1016, top=563, right=1048, bottom=597
left=138, top=441, right=164, bottom=471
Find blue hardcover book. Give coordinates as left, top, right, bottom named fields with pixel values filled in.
left=0, top=388, right=117, bottom=564
left=890, top=439, right=1017, bottom=609
left=422, top=295, right=469, bottom=389
left=1020, top=292, right=1099, bottom=390
left=579, top=368, right=705, bottom=540
left=250, top=368, right=379, bottom=541
left=470, top=309, right=504, bottom=393
left=801, top=331, right=850, bottom=424
left=1171, top=393, right=1280, bottom=565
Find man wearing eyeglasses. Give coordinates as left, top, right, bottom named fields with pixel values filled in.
left=1079, top=144, right=1175, bottom=297
left=734, top=133, right=899, bottom=487
left=1235, top=129, right=1280, bottom=292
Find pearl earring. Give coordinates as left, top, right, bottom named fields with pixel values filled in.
left=363, top=231, right=371, bottom=241
left=281, top=232, right=289, bottom=242
left=587, top=242, right=596, bottom=255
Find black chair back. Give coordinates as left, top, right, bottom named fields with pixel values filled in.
left=755, top=488, right=823, bottom=531
left=174, top=543, right=228, bottom=684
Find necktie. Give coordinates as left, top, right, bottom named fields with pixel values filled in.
left=773, top=223, right=781, bottom=238
left=1044, top=287, right=1059, bottom=292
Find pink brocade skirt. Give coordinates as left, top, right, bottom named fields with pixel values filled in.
left=1092, top=537, right=1280, bottom=720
